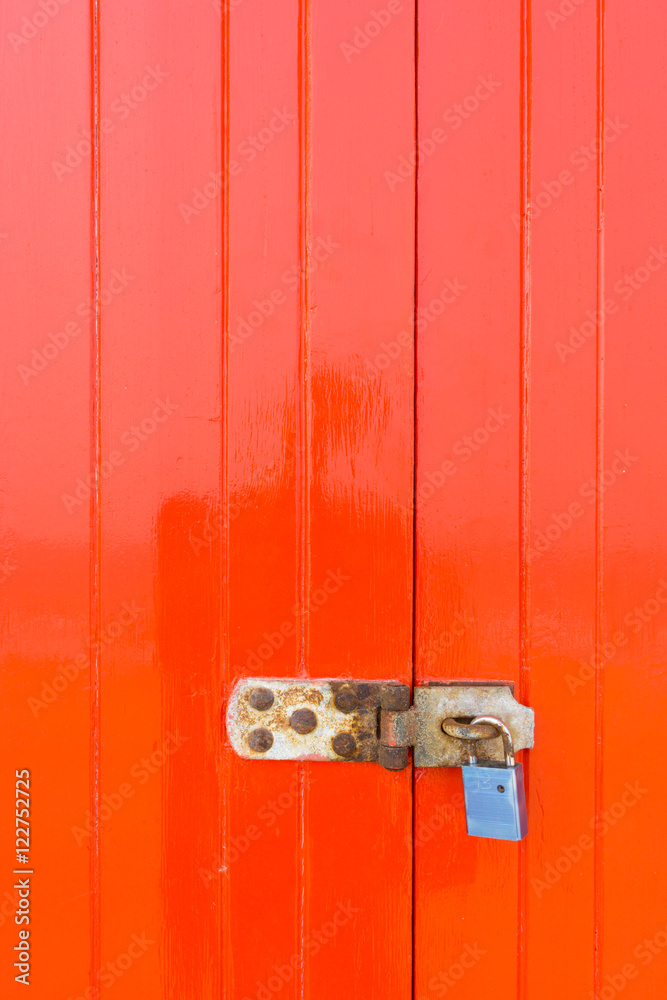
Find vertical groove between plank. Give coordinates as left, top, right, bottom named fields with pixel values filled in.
left=411, top=3, right=419, bottom=999
left=89, top=0, right=102, bottom=992
left=594, top=0, right=606, bottom=994
left=518, top=0, right=533, bottom=996
left=221, top=0, right=232, bottom=994
left=297, top=2, right=312, bottom=995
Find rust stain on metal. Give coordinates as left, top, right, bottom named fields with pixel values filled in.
left=381, top=706, right=417, bottom=747
left=379, top=683, right=411, bottom=712
left=378, top=745, right=409, bottom=771
left=441, top=718, right=499, bottom=741
left=329, top=681, right=384, bottom=762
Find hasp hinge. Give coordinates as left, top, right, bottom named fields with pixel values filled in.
left=226, top=678, right=534, bottom=770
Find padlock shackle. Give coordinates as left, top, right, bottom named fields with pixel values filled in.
left=470, top=715, right=515, bottom=766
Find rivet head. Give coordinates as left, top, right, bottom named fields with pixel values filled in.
left=332, top=733, right=357, bottom=758
left=248, top=728, right=273, bottom=753
left=289, top=708, right=318, bottom=735
left=334, top=688, right=359, bottom=714
left=249, top=687, right=274, bottom=711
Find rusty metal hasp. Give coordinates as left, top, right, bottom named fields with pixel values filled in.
left=226, top=679, right=534, bottom=771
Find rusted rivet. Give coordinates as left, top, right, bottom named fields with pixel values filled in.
left=249, top=687, right=274, bottom=711
left=334, top=688, right=359, bottom=714
left=290, top=708, right=317, bottom=735
left=332, top=733, right=357, bottom=758
left=247, top=728, right=273, bottom=753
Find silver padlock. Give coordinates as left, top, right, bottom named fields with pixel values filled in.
left=461, top=715, right=528, bottom=841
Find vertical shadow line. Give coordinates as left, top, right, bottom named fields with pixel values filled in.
left=518, top=0, right=533, bottom=996
left=221, top=0, right=232, bottom=995
left=89, top=0, right=102, bottom=992
left=594, top=0, right=606, bottom=994
left=411, top=2, right=419, bottom=999
left=297, top=1, right=313, bottom=996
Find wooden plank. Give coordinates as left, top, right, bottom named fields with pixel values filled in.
left=223, top=1, right=302, bottom=996
left=601, top=2, right=667, bottom=996
left=414, top=2, right=522, bottom=995
left=526, top=2, right=599, bottom=995
left=304, top=1, right=415, bottom=996
left=0, top=3, right=93, bottom=997
left=97, top=2, right=223, bottom=996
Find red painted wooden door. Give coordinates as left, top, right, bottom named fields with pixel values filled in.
left=1, top=2, right=666, bottom=999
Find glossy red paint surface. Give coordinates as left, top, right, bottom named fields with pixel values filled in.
left=1, top=2, right=666, bottom=998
